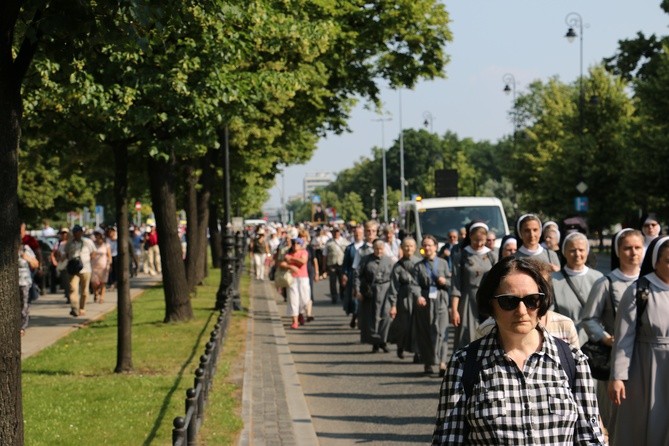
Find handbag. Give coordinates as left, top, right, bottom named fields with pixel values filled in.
left=67, top=257, right=84, bottom=275
left=274, top=267, right=294, bottom=288
left=580, top=341, right=611, bottom=380
left=563, top=272, right=614, bottom=380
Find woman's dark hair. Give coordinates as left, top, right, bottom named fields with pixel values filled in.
left=640, top=236, right=669, bottom=277
left=476, top=256, right=552, bottom=318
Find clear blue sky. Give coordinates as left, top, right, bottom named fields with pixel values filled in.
left=265, top=1, right=668, bottom=210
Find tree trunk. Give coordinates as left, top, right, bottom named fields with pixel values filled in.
left=113, top=143, right=133, bottom=372
left=209, top=205, right=222, bottom=268
left=148, top=154, right=193, bottom=322
left=196, top=148, right=215, bottom=283
left=0, top=59, right=24, bottom=446
left=184, top=164, right=199, bottom=292
left=196, top=184, right=211, bottom=285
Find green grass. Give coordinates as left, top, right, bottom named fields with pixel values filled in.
left=23, top=267, right=249, bottom=446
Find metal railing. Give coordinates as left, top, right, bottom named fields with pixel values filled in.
left=172, top=303, right=231, bottom=446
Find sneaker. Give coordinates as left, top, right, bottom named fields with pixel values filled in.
left=69, top=309, right=79, bottom=317
left=306, top=316, right=314, bottom=322
left=298, top=314, right=305, bottom=326
left=291, top=322, right=299, bottom=329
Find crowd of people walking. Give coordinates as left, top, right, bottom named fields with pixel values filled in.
left=251, top=209, right=668, bottom=446
left=18, top=221, right=162, bottom=328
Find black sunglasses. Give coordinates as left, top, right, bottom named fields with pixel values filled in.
left=492, top=293, right=544, bottom=311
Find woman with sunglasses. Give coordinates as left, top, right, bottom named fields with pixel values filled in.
left=433, top=257, right=604, bottom=445
left=551, top=232, right=603, bottom=347
left=609, top=236, right=669, bottom=446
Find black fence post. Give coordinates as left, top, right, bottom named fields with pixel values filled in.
left=186, top=388, right=198, bottom=446
left=216, top=229, right=236, bottom=310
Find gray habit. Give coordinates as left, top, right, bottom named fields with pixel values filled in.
left=611, top=273, right=669, bottom=446
left=450, top=248, right=496, bottom=349
left=387, top=256, right=421, bottom=352
left=413, top=256, right=451, bottom=366
left=355, top=254, right=394, bottom=345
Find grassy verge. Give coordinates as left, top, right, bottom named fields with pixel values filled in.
left=23, top=268, right=249, bottom=445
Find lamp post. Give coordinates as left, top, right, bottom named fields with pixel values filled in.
left=502, top=73, right=516, bottom=148
left=423, top=111, right=434, bottom=133
left=370, top=188, right=376, bottom=219
left=372, top=115, right=392, bottom=223
left=565, top=12, right=585, bottom=140
left=399, top=89, right=405, bottom=205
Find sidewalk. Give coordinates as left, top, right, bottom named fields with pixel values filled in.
left=239, top=278, right=318, bottom=446
left=21, top=274, right=161, bottom=360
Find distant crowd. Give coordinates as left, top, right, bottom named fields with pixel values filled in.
left=247, top=211, right=668, bottom=446
left=18, top=220, right=164, bottom=334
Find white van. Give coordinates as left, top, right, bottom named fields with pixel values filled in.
left=399, top=197, right=509, bottom=248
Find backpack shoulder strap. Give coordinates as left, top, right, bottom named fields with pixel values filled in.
left=554, top=337, right=576, bottom=391
left=606, top=275, right=617, bottom=319
left=462, top=338, right=484, bottom=400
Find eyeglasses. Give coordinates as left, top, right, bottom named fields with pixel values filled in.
left=492, top=293, right=544, bottom=311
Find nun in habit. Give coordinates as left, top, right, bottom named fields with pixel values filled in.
left=581, top=228, right=643, bottom=441
left=354, top=239, right=395, bottom=352
left=413, top=234, right=451, bottom=375
left=514, top=213, right=561, bottom=271
left=609, top=236, right=669, bottom=446
left=387, top=236, right=421, bottom=359
left=550, top=232, right=603, bottom=346
left=638, top=211, right=661, bottom=248
left=449, top=221, right=497, bottom=350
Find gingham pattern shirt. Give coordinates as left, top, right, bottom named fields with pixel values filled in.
left=432, top=326, right=604, bottom=445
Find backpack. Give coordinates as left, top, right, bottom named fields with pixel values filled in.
left=462, top=336, right=576, bottom=400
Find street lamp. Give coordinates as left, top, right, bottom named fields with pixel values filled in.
left=399, top=89, right=405, bottom=205
left=372, top=115, right=392, bottom=223
left=502, top=73, right=517, bottom=149
left=423, top=111, right=434, bottom=133
left=370, top=188, right=376, bottom=218
left=565, top=12, right=585, bottom=139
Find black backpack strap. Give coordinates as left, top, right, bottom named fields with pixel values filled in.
left=462, top=338, right=484, bottom=400
left=606, top=275, right=616, bottom=320
left=635, top=276, right=651, bottom=333
left=561, top=268, right=587, bottom=307
left=555, top=337, right=576, bottom=391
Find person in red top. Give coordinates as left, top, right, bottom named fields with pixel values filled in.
left=281, top=237, right=311, bottom=329
left=143, top=225, right=161, bottom=276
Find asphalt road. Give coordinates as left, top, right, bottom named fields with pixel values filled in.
left=281, top=279, right=443, bottom=445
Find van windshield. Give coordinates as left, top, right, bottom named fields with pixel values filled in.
left=418, top=206, right=506, bottom=242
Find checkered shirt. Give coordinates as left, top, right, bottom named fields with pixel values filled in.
left=432, top=326, right=604, bottom=445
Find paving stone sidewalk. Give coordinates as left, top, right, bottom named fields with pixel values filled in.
left=239, top=279, right=319, bottom=446
left=21, top=274, right=161, bottom=360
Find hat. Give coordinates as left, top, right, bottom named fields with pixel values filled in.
left=59, top=227, right=70, bottom=234
left=72, top=224, right=83, bottom=233
left=93, top=227, right=104, bottom=235
left=293, top=237, right=305, bottom=246
left=257, top=228, right=265, bottom=235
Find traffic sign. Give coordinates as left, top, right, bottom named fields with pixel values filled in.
left=135, top=201, right=142, bottom=211
left=574, top=196, right=589, bottom=212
